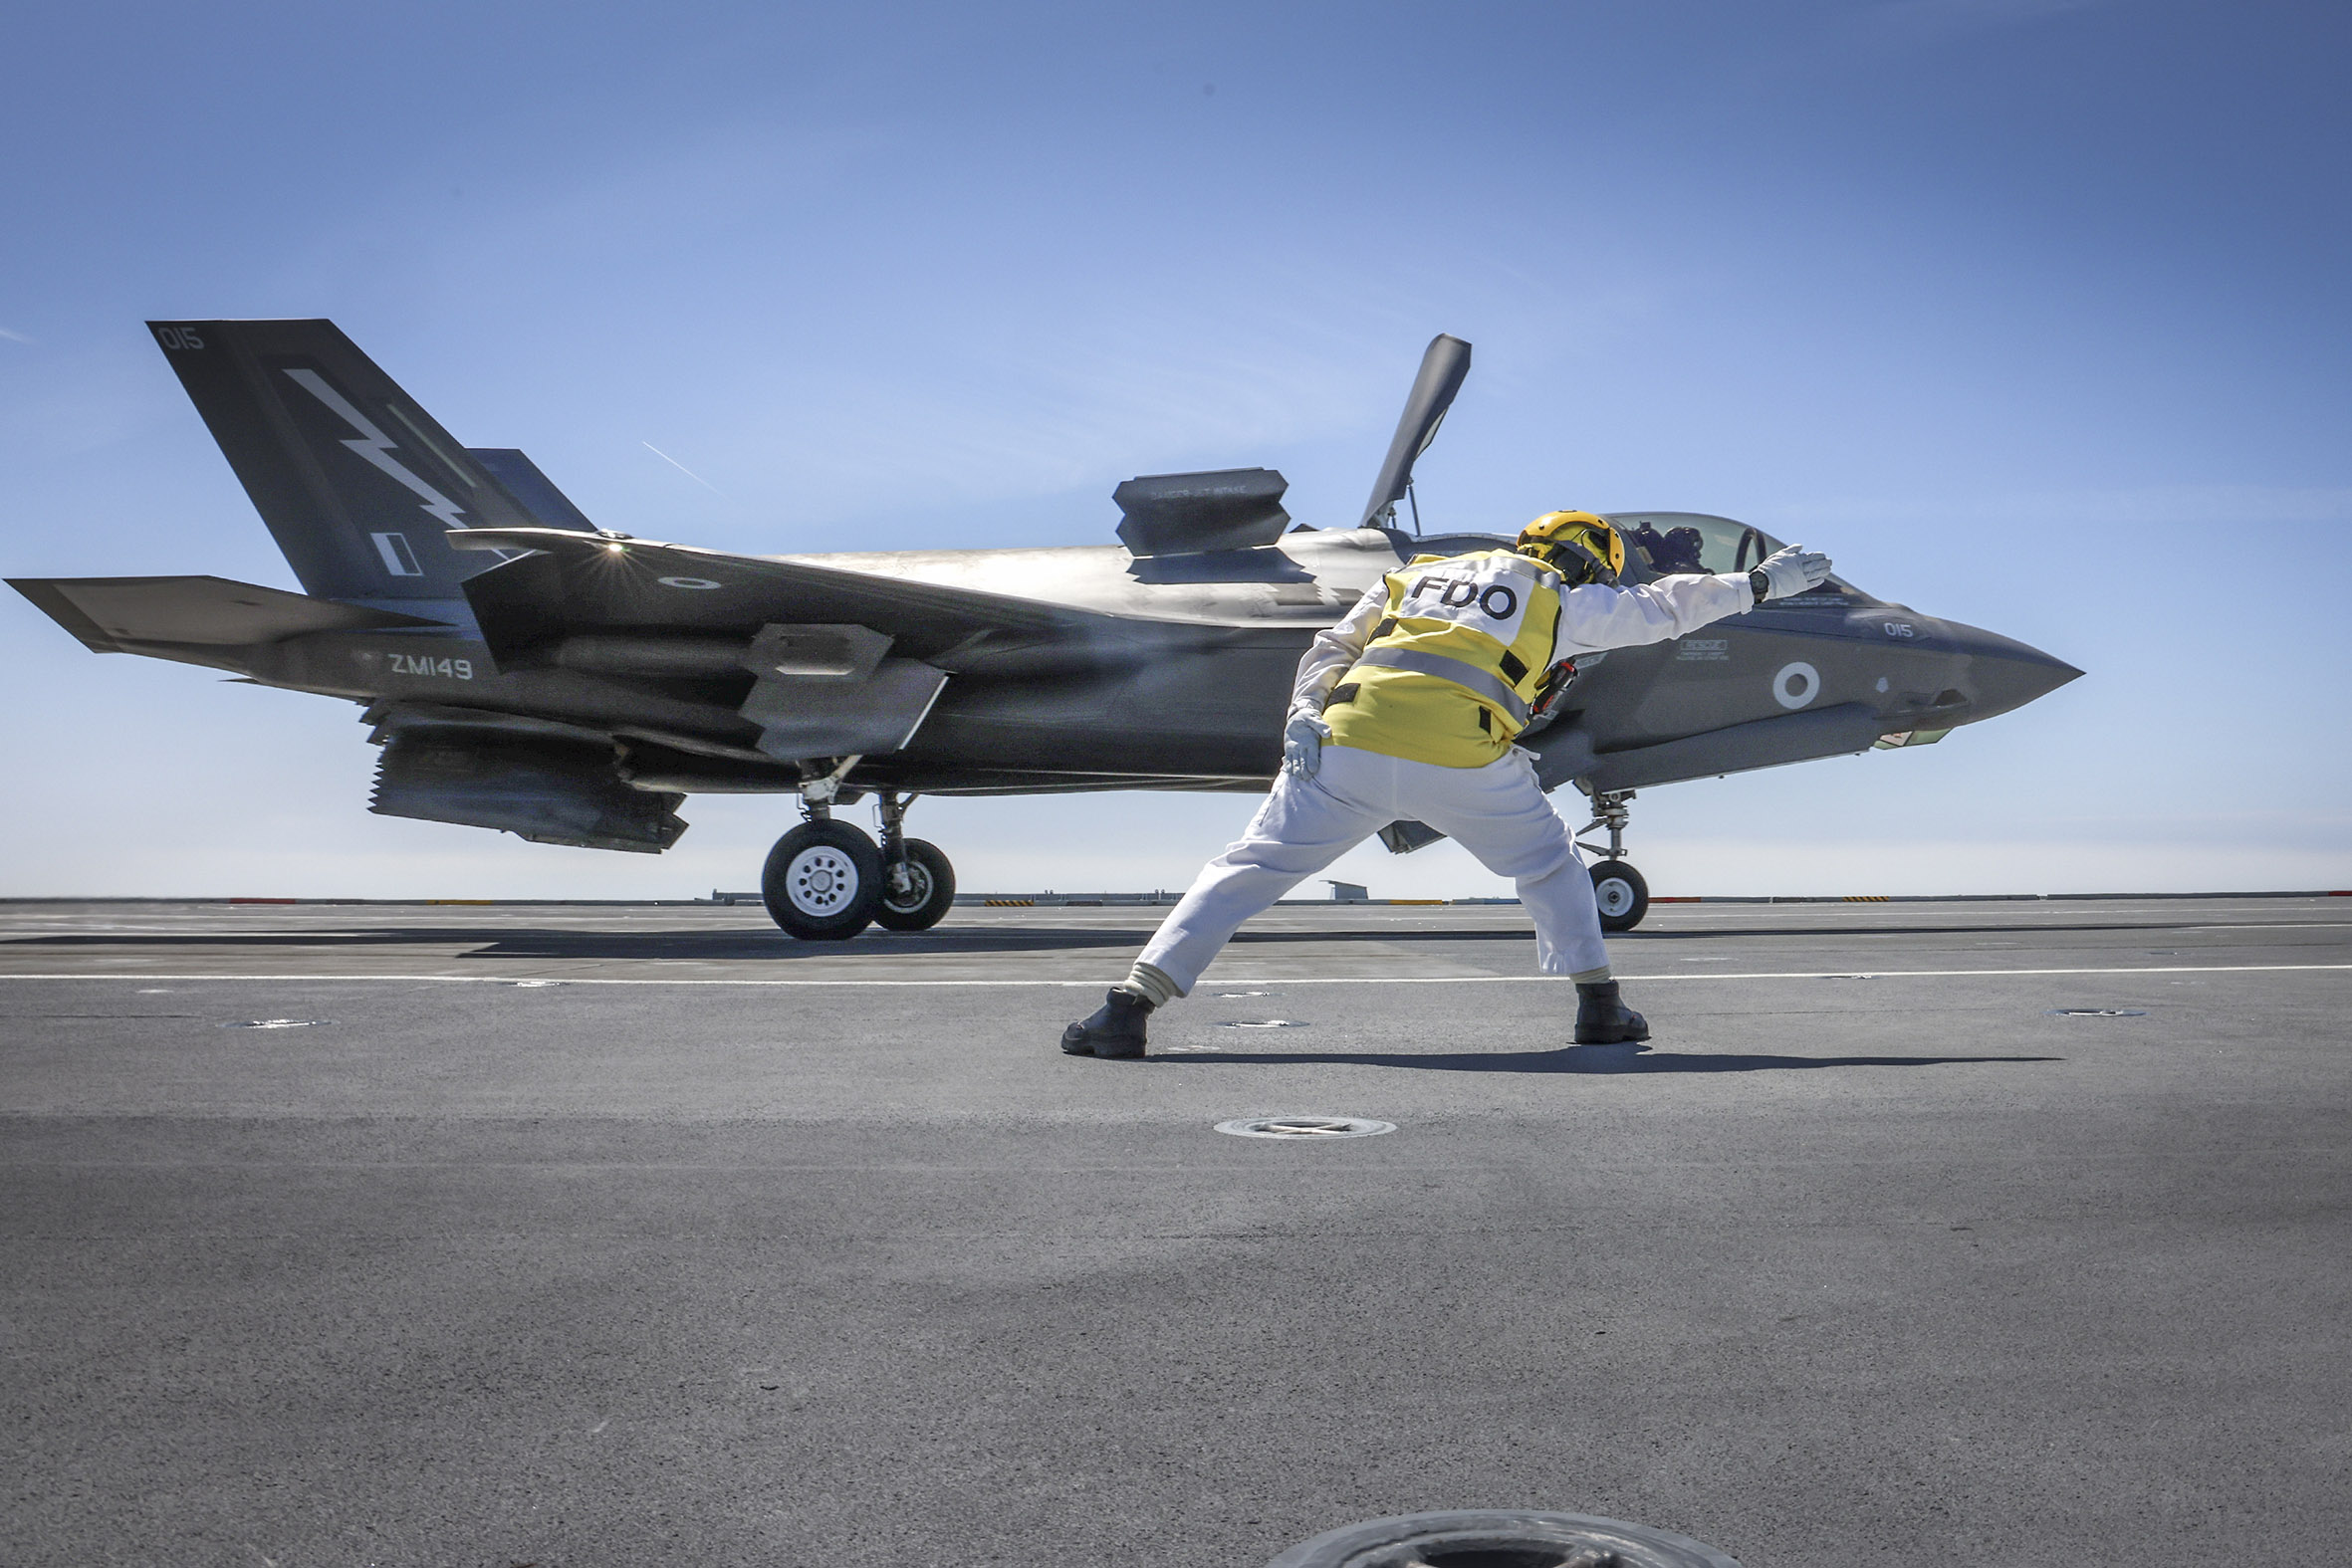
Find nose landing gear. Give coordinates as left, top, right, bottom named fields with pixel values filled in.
left=1574, top=785, right=1650, bottom=933
left=759, top=778, right=957, bottom=940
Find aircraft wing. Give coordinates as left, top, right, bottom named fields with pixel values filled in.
left=451, top=528, right=1144, bottom=668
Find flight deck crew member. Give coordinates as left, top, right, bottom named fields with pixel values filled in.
left=1059, top=511, right=1833, bottom=1058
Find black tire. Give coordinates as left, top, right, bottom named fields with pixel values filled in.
left=1590, top=858, right=1650, bottom=932
left=761, top=820, right=884, bottom=940
left=873, top=838, right=956, bottom=932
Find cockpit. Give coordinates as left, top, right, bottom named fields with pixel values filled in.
left=1382, top=513, right=1867, bottom=601
left=1606, top=512, right=1864, bottom=599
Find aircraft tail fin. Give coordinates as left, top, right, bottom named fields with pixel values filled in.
left=466, top=447, right=598, bottom=531
left=146, top=320, right=592, bottom=601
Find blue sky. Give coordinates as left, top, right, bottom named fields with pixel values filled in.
left=3, top=0, right=2347, bottom=898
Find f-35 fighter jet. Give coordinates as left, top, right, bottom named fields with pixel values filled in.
left=10, top=323, right=2080, bottom=937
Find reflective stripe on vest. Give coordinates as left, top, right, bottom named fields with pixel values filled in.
left=1348, top=646, right=1531, bottom=725
left=1320, top=548, right=1566, bottom=768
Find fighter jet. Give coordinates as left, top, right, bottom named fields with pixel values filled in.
left=10, top=323, right=2080, bottom=937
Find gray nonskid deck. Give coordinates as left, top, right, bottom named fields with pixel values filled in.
left=3, top=898, right=2347, bottom=1566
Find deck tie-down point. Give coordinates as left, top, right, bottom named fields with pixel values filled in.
left=1215, top=1116, right=1395, bottom=1140
left=1266, top=1509, right=1743, bottom=1568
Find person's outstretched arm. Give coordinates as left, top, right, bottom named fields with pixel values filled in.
left=1554, top=545, right=1831, bottom=659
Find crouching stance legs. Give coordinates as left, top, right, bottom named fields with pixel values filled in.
left=1060, top=757, right=1371, bottom=1059
left=1059, top=747, right=1646, bottom=1058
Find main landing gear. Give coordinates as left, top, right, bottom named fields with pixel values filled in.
left=870, top=790, right=956, bottom=933
left=760, top=781, right=957, bottom=941
left=1574, top=785, right=1650, bottom=933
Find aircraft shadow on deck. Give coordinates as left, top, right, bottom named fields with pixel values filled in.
left=1149, top=1042, right=2063, bottom=1073
left=3, top=916, right=2210, bottom=964
left=3, top=926, right=1138, bottom=959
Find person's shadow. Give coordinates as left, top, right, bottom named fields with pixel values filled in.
left=1149, top=1041, right=2059, bottom=1073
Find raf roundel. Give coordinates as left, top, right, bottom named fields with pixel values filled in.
left=1772, top=660, right=1821, bottom=710
left=657, top=575, right=724, bottom=590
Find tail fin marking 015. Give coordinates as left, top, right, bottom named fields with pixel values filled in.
left=147, top=319, right=569, bottom=603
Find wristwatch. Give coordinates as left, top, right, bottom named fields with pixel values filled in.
left=1749, top=566, right=1771, bottom=601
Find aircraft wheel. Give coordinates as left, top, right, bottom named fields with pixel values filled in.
left=762, top=820, right=884, bottom=940
left=1590, top=859, right=1650, bottom=933
left=874, top=838, right=956, bottom=932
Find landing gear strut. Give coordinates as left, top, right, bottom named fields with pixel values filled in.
left=758, top=771, right=956, bottom=940
left=872, top=791, right=956, bottom=933
left=1574, top=785, right=1650, bottom=933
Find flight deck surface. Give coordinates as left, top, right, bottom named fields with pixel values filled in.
left=3, top=897, right=2347, bottom=1566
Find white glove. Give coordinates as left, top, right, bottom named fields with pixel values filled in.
left=1754, top=544, right=1832, bottom=600
left=1283, top=713, right=1330, bottom=779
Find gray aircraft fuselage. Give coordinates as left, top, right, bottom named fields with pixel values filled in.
left=152, top=515, right=2072, bottom=800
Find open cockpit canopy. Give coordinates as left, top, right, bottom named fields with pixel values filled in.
left=1382, top=514, right=1869, bottom=600
left=1604, top=512, right=1870, bottom=600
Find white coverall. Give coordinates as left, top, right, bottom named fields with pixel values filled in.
left=1130, top=568, right=1758, bottom=997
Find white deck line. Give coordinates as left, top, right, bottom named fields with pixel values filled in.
left=0, top=963, right=2347, bottom=987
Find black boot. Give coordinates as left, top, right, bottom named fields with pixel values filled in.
left=1573, top=980, right=1650, bottom=1044
left=1060, top=989, right=1153, bottom=1058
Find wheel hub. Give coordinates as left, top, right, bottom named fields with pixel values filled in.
left=787, top=847, right=861, bottom=916
left=883, top=860, right=932, bottom=913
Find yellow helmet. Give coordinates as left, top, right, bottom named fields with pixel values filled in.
left=1517, top=510, right=1624, bottom=584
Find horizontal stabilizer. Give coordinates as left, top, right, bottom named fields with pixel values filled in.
left=450, top=528, right=1136, bottom=667
left=8, top=574, right=445, bottom=653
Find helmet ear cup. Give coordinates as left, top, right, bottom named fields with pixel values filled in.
left=1549, top=537, right=1617, bottom=587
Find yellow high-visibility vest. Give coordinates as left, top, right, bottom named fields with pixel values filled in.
left=1322, top=549, right=1564, bottom=768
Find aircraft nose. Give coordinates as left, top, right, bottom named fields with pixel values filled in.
left=1944, top=620, right=2083, bottom=723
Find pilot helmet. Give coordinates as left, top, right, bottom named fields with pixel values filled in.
left=1516, top=510, right=1624, bottom=585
